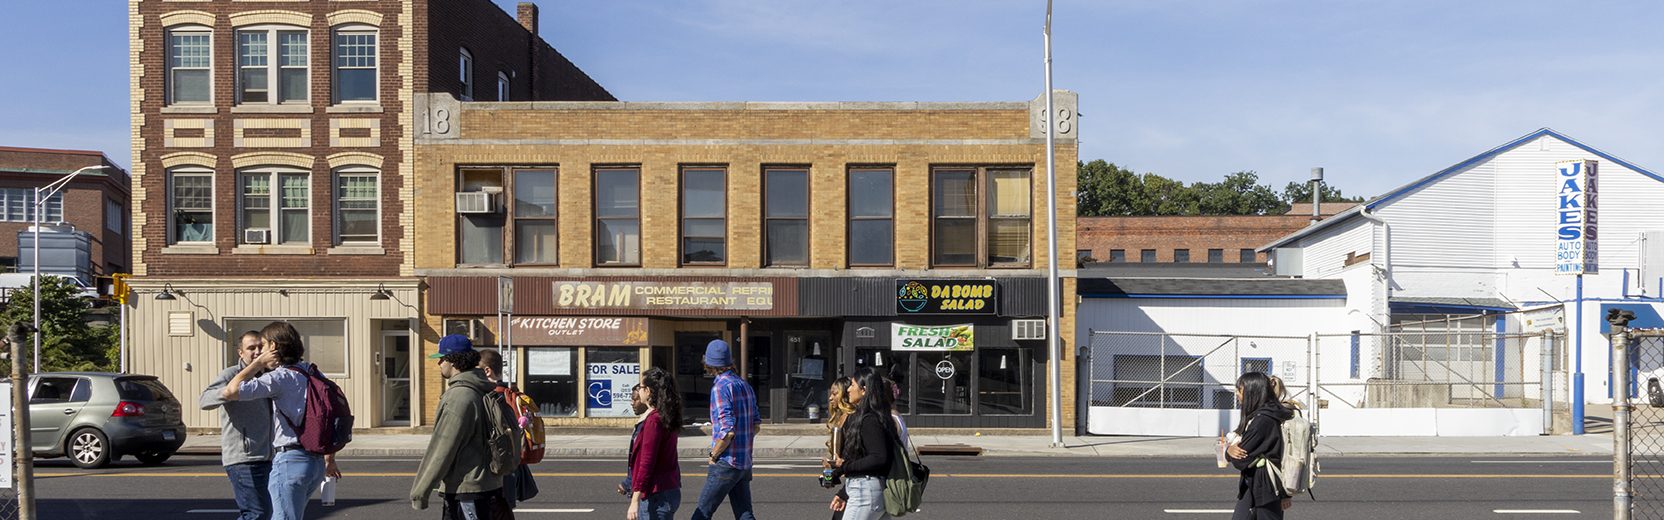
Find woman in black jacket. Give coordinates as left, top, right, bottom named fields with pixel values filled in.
left=831, top=368, right=895, bottom=520
left=1225, top=371, right=1294, bottom=520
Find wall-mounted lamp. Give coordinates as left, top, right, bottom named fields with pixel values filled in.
left=369, top=284, right=392, bottom=301
left=154, top=283, right=177, bottom=301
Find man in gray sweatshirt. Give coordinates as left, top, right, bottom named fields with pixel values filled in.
left=200, top=331, right=275, bottom=520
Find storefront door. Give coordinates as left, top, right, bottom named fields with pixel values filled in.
left=379, top=330, right=411, bottom=426
left=676, top=332, right=723, bottom=423
left=747, top=334, right=772, bottom=420
left=785, top=331, right=832, bottom=420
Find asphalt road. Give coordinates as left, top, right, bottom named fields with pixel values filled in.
left=30, top=454, right=1614, bottom=519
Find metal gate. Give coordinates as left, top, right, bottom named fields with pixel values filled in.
left=1084, top=332, right=1312, bottom=436
left=1619, top=317, right=1664, bottom=519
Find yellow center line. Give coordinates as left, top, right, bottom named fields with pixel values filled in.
left=34, top=472, right=1613, bottom=480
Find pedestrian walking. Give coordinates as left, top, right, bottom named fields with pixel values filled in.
left=617, top=384, right=650, bottom=498
left=1224, top=372, right=1294, bottom=520
left=479, top=349, right=539, bottom=509
left=625, top=367, right=683, bottom=520
left=200, top=330, right=274, bottom=520
left=821, top=377, right=856, bottom=517
left=689, top=339, right=761, bottom=520
left=410, top=335, right=515, bottom=519
left=831, top=368, right=895, bottom=520
left=220, top=322, right=343, bottom=520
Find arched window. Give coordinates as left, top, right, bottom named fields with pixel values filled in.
left=165, top=26, right=212, bottom=105
left=332, top=25, right=378, bottom=103
left=168, top=167, right=215, bottom=244
left=333, top=167, right=379, bottom=245
left=236, top=25, right=309, bottom=105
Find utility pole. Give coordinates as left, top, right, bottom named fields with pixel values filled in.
left=1042, top=0, right=1064, bottom=448
left=9, top=323, right=35, bottom=520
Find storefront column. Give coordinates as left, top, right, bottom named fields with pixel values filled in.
left=740, top=317, right=751, bottom=378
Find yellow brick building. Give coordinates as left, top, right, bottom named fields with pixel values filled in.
left=414, top=92, right=1079, bottom=429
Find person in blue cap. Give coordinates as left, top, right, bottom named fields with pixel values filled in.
left=690, top=339, right=761, bottom=520
left=410, top=334, right=513, bottom=518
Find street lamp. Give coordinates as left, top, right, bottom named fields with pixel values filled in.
left=32, top=165, right=108, bottom=373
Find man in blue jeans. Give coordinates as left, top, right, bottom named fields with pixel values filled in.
left=200, top=331, right=274, bottom=520
left=691, top=339, right=761, bottom=520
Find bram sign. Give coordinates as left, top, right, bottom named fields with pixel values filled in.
left=510, top=317, right=649, bottom=346
left=1555, top=160, right=1598, bottom=275
left=895, top=280, right=998, bottom=315
left=553, top=281, right=774, bottom=311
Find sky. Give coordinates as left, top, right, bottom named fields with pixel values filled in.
left=5, top=1, right=1664, bottom=198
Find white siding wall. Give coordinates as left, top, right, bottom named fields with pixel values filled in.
left=127, top=280, right=419, bottom=429
left=1377, top=161, right=1497, bottom=270
left=1295, top=219, right=1373, bottom=279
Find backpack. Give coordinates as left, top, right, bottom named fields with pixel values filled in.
left=496, top=385, right=546, bottom=464
left=882, top=423, right=930, bottom=516
left=278, top=364, right=354, bottom=455
left=1261, top=408, right=1319, bottom=499
left=478, top=387, right=523, bottom=476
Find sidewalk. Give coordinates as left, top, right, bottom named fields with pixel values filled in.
left=179, top=431, right=1616, bottom=459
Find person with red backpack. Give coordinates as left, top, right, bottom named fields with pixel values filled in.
left=478, top=349, right=540, bottom=508
left=221, top=322, right=345, bottom=520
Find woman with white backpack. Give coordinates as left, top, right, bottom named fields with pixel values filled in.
left=1224, top=371, right=1294, bottom=520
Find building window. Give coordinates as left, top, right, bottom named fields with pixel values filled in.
left=239, top=169, right=310, bottom=245
left=456, top=168, right=504, bottom=265
left=497, top=71, right=511, bottom=101
left=681, top=167, right=726, bottom=265
left=1173, top=249, right=1190, bottom=263
left=1208, top=248, right=1224, bottom=263
left=169, top=170, right=213, bottom=244
left=1140, top=249, right=1156, bottom=263
left=763, top=167, right=809, bottom=266
left=334, top=170, right=378, bottom=245
left=847, top=167, right=894, bottom=266
left=332, top=28, right=377, bottom=103
left=166, top=28, right=212, bottom=105
left=1076, top=249, right=1094, bottom=264
left=594, top=167, right=641, bottom=266
left=978, top=348, right=1032, bottom=415
left=236, top=28, right=308, bottom=104
left=931, top=167, right=1032, bottom=267
left=1109, top=249, right=1126, bottom=263
left=226, top=318, right=347, bottom=377
left=1239, top=249, right=1257, bottom=263
left=105, top=197, right=123, bottom=235
left=525, top=347, right=578, bottom=417
left=512, top=169, right=557, bottom=264
left=0, top=190, right=62, bottom=223
left=458, top=48, right=474, bottom=100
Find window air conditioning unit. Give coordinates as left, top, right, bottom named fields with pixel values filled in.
left=1012, top=319, right=1046, bottom=340
left=443, top=318, right=487, bottom=343
left=243, top=228, right=271, bottom=245
left=455, top=191, right=498, bottom=214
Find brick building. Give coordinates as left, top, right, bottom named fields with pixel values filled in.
left=413, top=92, right=1081, bottom=429
left=127, top=0, right=613, bottom=429
left=1076, top=203, right=1356, bottom=265
left=0, top=147, right=130, bottom=278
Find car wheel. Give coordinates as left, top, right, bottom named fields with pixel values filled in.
left=135, top=451, right=172, bottom=465
left=68, top=428, right=111, bottom=469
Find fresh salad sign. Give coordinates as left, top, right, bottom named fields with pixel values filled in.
left=1555, top=159, right=1598, bottom=275
left=892, top=324, right=975, bottom=352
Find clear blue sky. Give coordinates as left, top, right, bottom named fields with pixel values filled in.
left=5, top=0, right=1663, bottom=198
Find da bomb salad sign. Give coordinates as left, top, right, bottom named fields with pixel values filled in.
left=892, top=324, right=975, bottom=352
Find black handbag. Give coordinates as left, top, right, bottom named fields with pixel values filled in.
left=516, top=463, right=540, bottom=501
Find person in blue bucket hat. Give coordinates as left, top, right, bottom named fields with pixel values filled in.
left=690, top=339, right=761, bottom=520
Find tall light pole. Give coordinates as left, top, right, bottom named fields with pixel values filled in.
left=32, top=165, right=107, bottom=373
left=1043, top=0, right=1064, bottom=447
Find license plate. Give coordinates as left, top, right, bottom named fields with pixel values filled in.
left=163, top=431, right=176, bottom=441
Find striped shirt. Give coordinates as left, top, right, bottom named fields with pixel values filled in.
left=709, top=371, right=760, bottom=469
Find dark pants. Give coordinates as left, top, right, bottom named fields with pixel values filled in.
left=441, top=489, right=516, bottom=520
left=224, top=461, right=272, bottom=520
left=1231, top=493, right=1284, bottom=520
left=690, top=461, right=756, bottom=520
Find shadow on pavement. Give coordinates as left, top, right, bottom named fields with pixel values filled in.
left=40, top=498, right=393, bottom=519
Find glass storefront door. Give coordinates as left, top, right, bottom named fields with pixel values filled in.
left=379, top=331, right=411, bottom=425
left=675, top=332, right=722, bottom=423
left=914, top=351, right=973, bottom=415
left=746, top=335, right=772, bottom=419
left=785, top=332, right=831, bottom=420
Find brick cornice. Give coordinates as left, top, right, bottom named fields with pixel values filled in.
left=326, top=9, right=382, bottom=27
left=327, top=151, right=383, bottom=170
left=159, top=151, right=217, bottom=169
left=227, top=9, right=311, bottom=28
left=159, top=9, right=214, bottom=28
left=230, top=151, right=313, bottom=169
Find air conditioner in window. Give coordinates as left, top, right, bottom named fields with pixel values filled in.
left=1012, top=319, right=1046, bottom=341
left=455, top=191, right=498, bottom=214
left=443, top=318, right=488, bottom=343
left=243, top=228, right=271, bottom=245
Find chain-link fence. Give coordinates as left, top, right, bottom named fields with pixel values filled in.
left=1086, top=332, right=1313, bottom=412
left=1313, top=331, right=1555, bottom=410
left=1629, top=335, right=1664, bottom=519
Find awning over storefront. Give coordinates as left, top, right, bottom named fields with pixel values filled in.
left=1390, top=296, right=1516, bottom=315
left=1078, top=277, right=1346, bottom=299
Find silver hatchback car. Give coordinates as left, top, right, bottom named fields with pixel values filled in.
left=28, top=373, right=187, bottom=469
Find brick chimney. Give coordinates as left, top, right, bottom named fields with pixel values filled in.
left=517, top=2, right=539, bottom=36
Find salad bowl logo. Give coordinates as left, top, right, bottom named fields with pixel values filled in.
left=897, top=281, right=929, bottom=312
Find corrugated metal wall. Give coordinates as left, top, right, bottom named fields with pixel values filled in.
left=127, top=281, right=419, bottom=429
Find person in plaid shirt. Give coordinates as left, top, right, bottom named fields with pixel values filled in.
left=690, top=339, right=761, bottom=520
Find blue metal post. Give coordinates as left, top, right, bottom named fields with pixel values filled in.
left=1494, top=314, right=1506, bottom=399
left=1573, top=274, right=1585, bottom=435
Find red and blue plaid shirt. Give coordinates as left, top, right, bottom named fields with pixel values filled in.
left=709, top=370, right=759, bottom=469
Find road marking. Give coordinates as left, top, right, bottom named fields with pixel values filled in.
left=1163, top=509, right=1232, bottom=514
left=1492, top=510, right=1580, bottom=514
left=751, top=464, right=821, bottom=469
left=1472, top=460, right=1607, bottom=464
left=514, top=509, right=597, bottom=513
left=186, top=510, right=241, bottom=514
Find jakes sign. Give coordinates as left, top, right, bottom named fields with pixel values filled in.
left=895, top=280, right=998, bottom=315
left=1555, top=160, right=1598, bottom=275
left=552, top=281, right=774, bottom=311
left=892, top=324, right=976, bottom=352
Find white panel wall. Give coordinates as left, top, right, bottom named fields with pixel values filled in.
left=1296, top=219, right=1373, bottom=279
left=1377, top=161, right=1497, bottom=270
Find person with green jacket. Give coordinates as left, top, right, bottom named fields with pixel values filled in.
left=410, top=335, right=512, bottom=518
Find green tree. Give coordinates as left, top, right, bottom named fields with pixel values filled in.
left=1075, top=159, right=1146, bottom=216
left=1281, top=181, right=1363, bottom=205
left=0, top=277, right=116, bottom=372
left=1195, top=171, right=1289, bottom=215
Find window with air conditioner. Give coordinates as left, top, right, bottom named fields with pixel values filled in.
left=457, top=168, right=505, bottom=265
left=239, top=168, right=310, bottom=246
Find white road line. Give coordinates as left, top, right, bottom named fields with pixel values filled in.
left=1163, top=509, right=1232, bottom=514
left=1492, top=510, right=1580, bottom=514
left=514, top=509, right=598, bottom=513
left=1472, top=460, right=1606, bottom=464
left=186, top=510, right=241, bottom=514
